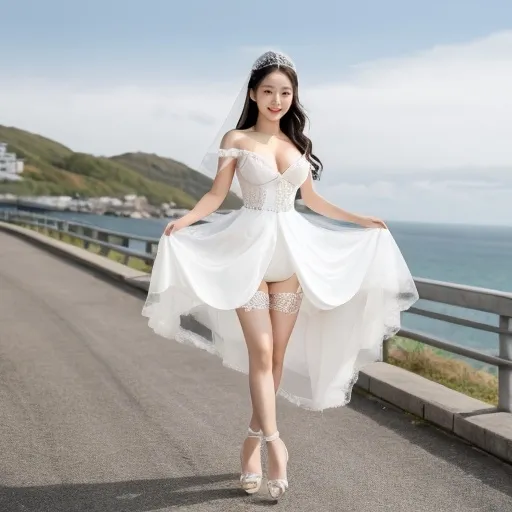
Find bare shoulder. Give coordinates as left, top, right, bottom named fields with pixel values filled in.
left=220, top=129, right=247, bottom=148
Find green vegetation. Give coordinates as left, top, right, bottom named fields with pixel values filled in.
left=386, top=336, right=498, bottom=405
left=0, top=125, right=242, bottom=209
left=112, top=152, right=242, bottom=209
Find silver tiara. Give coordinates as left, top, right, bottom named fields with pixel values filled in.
left=251, top=51, right=296, bottom=72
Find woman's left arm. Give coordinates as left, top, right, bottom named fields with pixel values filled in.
left=299, top=173, right=388, bottom=229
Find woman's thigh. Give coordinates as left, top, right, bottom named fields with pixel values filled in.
left=236, top=281, right=273, bottom=362
left=267, top=275, right=303, bottom=360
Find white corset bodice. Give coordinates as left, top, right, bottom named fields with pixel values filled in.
left=218, top=148, right=310, bottom=212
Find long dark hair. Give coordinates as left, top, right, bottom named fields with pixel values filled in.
left=235, top=64, right=323, bottom=181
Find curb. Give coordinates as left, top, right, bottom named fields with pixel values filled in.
left=2, top=221, right=511, bottom=465
left=358, top=362, right=511, bottom=463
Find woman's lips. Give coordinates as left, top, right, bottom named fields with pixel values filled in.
left=268, top=107, right=281, bottom=113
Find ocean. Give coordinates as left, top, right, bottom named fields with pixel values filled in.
left=43, top=212, right=512, bottom=366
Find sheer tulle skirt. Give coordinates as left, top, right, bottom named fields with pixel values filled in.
left=142, top=209, right=418, bottom=411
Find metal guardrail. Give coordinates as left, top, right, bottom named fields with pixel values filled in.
left=1, top=210, right=161, bottom=265
left=2, top=210, right=512, bottom=412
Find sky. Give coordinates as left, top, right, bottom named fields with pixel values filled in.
left=1, top=0, right=511, bottom=225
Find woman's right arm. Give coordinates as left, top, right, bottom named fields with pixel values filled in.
left=165, top=131, right=240, bottom=235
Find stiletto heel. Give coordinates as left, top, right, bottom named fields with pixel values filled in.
left=264, top=431, right=289, bottom=500
left=240, top=427, right=263, bottom=494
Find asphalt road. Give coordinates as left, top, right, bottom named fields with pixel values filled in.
left=1, top=231, right=511, bottom=512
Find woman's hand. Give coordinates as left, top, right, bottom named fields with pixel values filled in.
left=358, top=215, right=388, bottom=229
left=164, top=217, right=188, bottom=236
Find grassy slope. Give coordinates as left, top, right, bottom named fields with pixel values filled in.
left=0, top=126, right=241, bottom=208
left=387, top=337, right=498, bottom=405
left=111, top=152, right=242, bottom=209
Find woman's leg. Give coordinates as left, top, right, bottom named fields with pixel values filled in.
left=268, top=274, right=303, bottom=390
left=245, top=275, right=302, bottom=487
left=248, top=274, right=302, bottom=429
left=236, top=281, right=275, bottom=478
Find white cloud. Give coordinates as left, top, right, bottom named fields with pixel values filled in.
left=304, top=30, right=512, bottom=172
left=1, top=31, right=511, bottom=224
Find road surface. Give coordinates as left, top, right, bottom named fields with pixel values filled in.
left=1, top=231, right=511, bottom=511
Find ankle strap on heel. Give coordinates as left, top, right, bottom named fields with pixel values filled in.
left=247, top=427, right=262, bottom=438
left=263, top=431, right=280, bottom=442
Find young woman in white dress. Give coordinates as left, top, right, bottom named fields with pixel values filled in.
left=142, top=51, right=418, bottom=500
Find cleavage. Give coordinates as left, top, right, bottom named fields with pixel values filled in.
left=251, top=150, right=302, bottom=175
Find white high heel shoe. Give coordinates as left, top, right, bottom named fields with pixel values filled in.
left=239, top=427, right=263, bottom=494
left=264, top=431, right=289, bottom=500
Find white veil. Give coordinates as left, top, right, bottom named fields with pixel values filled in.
left=196, top=50, right=298, bottom=182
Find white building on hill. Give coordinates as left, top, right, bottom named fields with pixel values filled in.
left=0, top=142, right=24, bottom=181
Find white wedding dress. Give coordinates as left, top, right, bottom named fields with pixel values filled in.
left=142, top=147, right=419, bottom=411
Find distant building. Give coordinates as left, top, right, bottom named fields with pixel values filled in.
left=0, top=143, right=24, bottom=181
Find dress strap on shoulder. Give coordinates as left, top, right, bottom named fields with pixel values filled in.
left=218, top=148, right=243, bottom=158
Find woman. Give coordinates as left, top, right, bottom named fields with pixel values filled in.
left=142, top=50, right=418, bottom=500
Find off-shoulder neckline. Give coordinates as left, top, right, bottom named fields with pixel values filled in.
left=219, top=148, right=306, bottom=176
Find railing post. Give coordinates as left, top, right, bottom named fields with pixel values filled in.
left=382, top=338, right=390, bottom=362
left=57, top=221, right=64, bottom=240
left=498, top=315, right=512, bottom=412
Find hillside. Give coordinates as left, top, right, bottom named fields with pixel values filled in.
left=111, top=152, right=242, bottom=209
left=0, top=125, right=242, bottom=209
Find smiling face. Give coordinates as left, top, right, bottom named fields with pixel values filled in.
left=249, top=70, right=294, bottom=122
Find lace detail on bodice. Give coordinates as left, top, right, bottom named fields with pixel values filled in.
left=238, top=173, right=297, bottom=212
left=218, top=148, right=309, bottom=213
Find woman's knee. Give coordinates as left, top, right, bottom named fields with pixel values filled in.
left=249, top=341, right=274, bottom=372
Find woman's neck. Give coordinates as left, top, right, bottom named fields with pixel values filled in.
left=253, top=117, right=281, bottom=136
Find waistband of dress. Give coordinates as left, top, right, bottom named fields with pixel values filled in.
left=242, top=204, right=295, bottom=213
